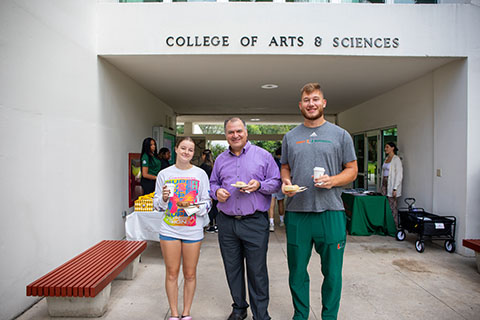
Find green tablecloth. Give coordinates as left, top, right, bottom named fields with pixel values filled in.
left=341, top=192, right=397, bottom=236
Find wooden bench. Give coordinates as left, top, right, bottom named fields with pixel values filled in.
left=462, top=239, right=480, bottom=273
left=26, top=240, right=147, bottom=317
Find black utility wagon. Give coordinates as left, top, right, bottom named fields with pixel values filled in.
left=396, top=198, right=456, bottom=253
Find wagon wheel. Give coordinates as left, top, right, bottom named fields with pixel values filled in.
left=396, top=230, right=406, bottom=241
left=444, top=240, right=456, bottom=253
left=415, top=240, right=425, bottom=253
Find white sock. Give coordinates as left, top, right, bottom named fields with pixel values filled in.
left=269, top=218, right=274, bottom=224
left=280, top=216, right=284, bottom=222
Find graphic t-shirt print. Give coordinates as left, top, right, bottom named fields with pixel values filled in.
left=164, top=178, right=199, bottom=226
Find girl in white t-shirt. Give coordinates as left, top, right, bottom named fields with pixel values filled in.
left=153, top=137, right=211, bottom=320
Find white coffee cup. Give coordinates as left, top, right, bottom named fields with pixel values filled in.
left=165, top=183, right=175, bottom=197
left=314, top=167, right=325, bottom=179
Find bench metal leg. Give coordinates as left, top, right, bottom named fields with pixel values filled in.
left=46, top=283, right=111, bottom=317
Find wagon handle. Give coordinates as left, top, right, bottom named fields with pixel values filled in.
left=404, top=198, right=416, bottom=209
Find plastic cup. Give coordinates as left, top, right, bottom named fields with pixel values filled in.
left=314, top=167, right=325, bottom=179
left=165, top=183, right=175, bottom=197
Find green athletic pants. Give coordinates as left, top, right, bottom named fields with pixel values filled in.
left=285, top=210, right=347, bottom=320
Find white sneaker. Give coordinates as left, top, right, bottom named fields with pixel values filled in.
left=269, top=223, right=275, bottom=232
left=279, top=221, right=285, bottom=227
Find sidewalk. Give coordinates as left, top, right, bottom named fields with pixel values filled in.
left=18, top=226, right=480, bottom=320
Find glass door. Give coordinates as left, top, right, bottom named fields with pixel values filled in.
left=353, top=128, right=397, bottom=191
left=366, top=131, right=381, bottom=191
left=353, top=130, right=381, bottom=191
left=353, top=134, right=365, bottom=189
left=381, top=128, right=398, bottom=165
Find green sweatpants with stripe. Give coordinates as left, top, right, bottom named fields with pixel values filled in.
left=285, top=210, right=347, bottom=320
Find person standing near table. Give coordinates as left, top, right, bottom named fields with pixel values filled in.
left=381, top=142, right=403, bottom=227
left=159, top=147, right=172, bottom=170
left=200, top=149, right=219, bottom=233
left=268, top=147, right=285, bottom=232
left=140, top=137, right=162, bottom=195
left=153, top=137, right=212, bottom=320
left=281, top=83, right=357, bottom=320
left=210, top=117, right=281, bottom=320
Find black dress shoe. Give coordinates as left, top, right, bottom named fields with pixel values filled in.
left=227, top=309, right=247, bottom=320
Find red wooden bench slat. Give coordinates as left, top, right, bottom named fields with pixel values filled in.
left=59, top=241, right=114, bottom=296
left=71, top=241, right=142, bottom=297
left=27, top=241, right=109, bottom=296
left=30, top=240, right=146, bottom=297
left=38, top=241, right=112, bottom=297
left=87, top=241, right=145, bottom=297
left=57, top=241, right=143, bottom=297
left=463, top=239, right=480, bottom=252
left=78, top=241, right=135, bottom=297
left=66, top=241, right=146, bottom=297
left=29, top=240, right=108, bottom=297
left=26, top=240, right=146, bottom=298
left=65, top=241, right=121, bottom=297
left=28, top=241, right=111, bottom=296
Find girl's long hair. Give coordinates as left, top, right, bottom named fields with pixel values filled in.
left=386, top=142, right=399, bottom=155
left=202, top=149, right=214, bottom=167
left=140, top=137, right=158, bottom=168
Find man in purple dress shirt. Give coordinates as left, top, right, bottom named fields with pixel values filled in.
left=210, top=117, right=281, bottom=320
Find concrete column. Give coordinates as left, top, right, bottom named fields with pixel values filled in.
left=184, top=122, right=194, bottom=135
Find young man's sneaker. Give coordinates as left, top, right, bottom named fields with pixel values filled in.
left=206, top=225, right=216, bottom=233
left=214, top=225, right=218, bottom=233
left=269, top=223, right=275, bottom=232
left=279, top=221, right=285, bottom=227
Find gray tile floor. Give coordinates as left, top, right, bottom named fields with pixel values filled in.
left=18, top=225, right=480, bottom=320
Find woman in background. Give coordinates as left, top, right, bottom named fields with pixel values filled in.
left=140, top=137, right=162, bottom=195
left=153, top=137, right=211, bottom=320
left=200, top=149, right=219, bottom=233
left=381, top=142, right=403, bottom=227
left=159, top=147, right=172, bottom=170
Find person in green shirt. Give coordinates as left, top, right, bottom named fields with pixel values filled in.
left=140, top=137, right=162, bottom=195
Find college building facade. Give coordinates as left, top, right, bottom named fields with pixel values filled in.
left=1, top=1, right=479, bottom=319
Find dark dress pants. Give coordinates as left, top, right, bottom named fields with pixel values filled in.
left=217, top=211, right=271, bottom=320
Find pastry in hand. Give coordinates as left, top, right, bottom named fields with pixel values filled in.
left=284, top=185, right=300, bottom=192
left=235, top=181, right=247, bottom=188
left=177, top=201, right=192, bottom=207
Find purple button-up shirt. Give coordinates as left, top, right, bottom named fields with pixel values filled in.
left=210, top=141, right=281, bottom=216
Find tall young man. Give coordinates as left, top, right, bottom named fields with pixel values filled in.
left=281, top=83, right=358, bottom=320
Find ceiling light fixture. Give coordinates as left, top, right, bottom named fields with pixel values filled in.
left=261, top=84, right=278, bottom=89
left=250, top=118, right=261, bottom=121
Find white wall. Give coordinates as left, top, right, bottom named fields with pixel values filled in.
left=464, top=7, right=480, bottom=244
left=0, top=1, right=174, bottom=319
left=432, top=60, right=468, bottom=247
left=338, top=72, right=436, bottom=212
left=97, top=3, right=473, bottom=57
left=338, top=60, right=470, bottom=253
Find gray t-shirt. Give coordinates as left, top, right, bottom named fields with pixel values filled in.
left=281, top=122, right=356, bottom=212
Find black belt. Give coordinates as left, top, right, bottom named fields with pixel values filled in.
left=222, top=211, right=265, bottom=220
